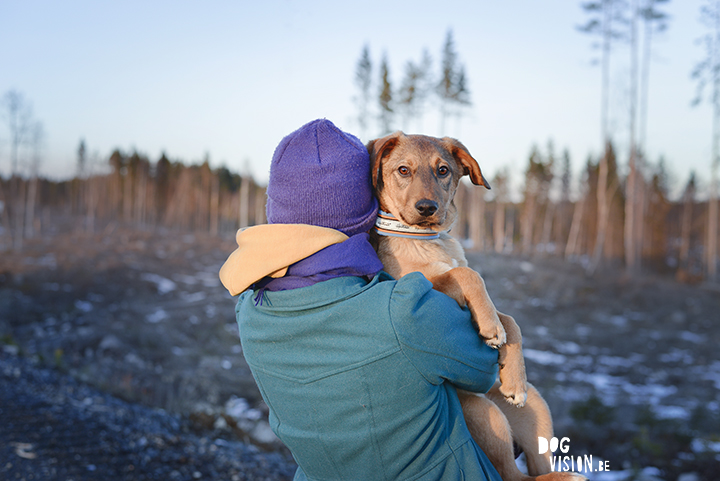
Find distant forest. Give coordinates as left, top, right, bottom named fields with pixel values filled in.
left=0, top=138, right=710, bottom=284
left=1, top=1, right=719, bottom=282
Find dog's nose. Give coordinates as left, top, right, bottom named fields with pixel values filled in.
left=415, top=199, right=438, bottom=217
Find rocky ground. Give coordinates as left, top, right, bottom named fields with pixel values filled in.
left=1, top=228, right=719, bottom=480
left=0, top=352, right=296, bottom=481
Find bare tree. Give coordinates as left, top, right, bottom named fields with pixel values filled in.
left=624, top=0, right=641, bottom=273
left=623, top=0, right=670, bottom=274
left=2, top=90, right=34, bottom=176
left=84, top=150, right=102, bottom=234
left=692, top=0, right=720, bottom=280
left=555, top=149, right=573, bottom=251
left=468, top=181, right=486, bottom=251
left=492, top=170, right=510, bottom=253
left=239, top=160, right=252, bottom=229
left=679, top=172, right=696, bottom=271
left=638, top=0, right=670, bottom=151
left=25, top=122, right=44, bottom=239
left=2, top=90, right=37, bottom=250
left=578, top=0, right=628, bottom=274
left=210, top=173, right=220, bottom=235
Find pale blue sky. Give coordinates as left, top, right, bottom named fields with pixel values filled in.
left=0, top=0, right=713, bottom=197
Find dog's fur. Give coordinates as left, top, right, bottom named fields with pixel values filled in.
left=368, top=132, right=586, bottom=481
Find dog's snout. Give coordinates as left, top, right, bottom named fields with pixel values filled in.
left=415, top=199, right=438, bottom=217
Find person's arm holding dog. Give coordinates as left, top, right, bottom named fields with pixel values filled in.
left=389, top=271, right=499, bottom=393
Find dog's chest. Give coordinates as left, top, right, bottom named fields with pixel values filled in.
left=377, top=233, right=468, bottom=280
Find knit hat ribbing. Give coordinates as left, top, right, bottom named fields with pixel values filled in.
left=266, top=119, right=378, bottom=237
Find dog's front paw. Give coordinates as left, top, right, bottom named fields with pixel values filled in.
left=476, top=316, right=506, bottom=349
left=499, top=380, right=528, bottom=407
left=498, top=365, right=528, bottom=407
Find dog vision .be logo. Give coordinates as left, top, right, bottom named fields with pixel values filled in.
left=539, top=437, right=610, bottom=474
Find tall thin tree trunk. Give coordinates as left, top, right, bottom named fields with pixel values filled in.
left=25, top=175, right=38, bottom=239
left=709, top=125, right=719, bottom=280
left=123, top=172, right=132, bottom=223
left=589, top=145, right=610, bottom=274
left=135, top=170, right=147, bottom=229
left=709, top=6, right=720, bottom=281
left=639, top=1, right=653, bottom=153
left=521, top=194, right=536, bottom=256
left=469, top=187, right=485, bottom=250
left=680, top=187, right=693, bottom=269
left=634, top=160, right=646, bottom=262
left=86, top=176, right=96, bottom=234
left=0, top=182, right=12, bottom=247
left=625, top=0, right=639, bottom=273
left=13, top=178, right=26, bottom=251
left=506, top=209, right=515, bottom=253
left=540, top=202, right=555, bottom=254
left=566, top=194, right=586, bottom=259
left=255, top=187, right=266, bottom=226
left=239, top=176, right=250, bottom=229
left=494, top=201, right=505, bottom=253
left=589, top=1, right=614, bottom=275
left=210, top=175, right=220, bottom=235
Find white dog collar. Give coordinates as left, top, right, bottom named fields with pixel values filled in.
left=374, top=210, right=440, bottom=240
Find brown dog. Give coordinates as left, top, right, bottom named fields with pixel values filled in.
left=368, top=132, right=586, bottom=481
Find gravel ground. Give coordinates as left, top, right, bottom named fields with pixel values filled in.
left=2, top=229, right=720, bottom=480
left=0, top=351, right=296, bottom=481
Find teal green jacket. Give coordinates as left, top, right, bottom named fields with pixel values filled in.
left=236, top=272, right=502, bottom=481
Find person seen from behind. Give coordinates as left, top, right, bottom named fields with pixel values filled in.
left=219, top=119, right=502, bottom=480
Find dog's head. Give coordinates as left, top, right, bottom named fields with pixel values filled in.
left=367, top=132, right=490, bottom=231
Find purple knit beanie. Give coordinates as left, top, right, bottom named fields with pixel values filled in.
left=266, top=119, right=378, bottom=236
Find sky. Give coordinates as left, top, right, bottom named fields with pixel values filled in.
left=0, top=0, right=714, bottom=199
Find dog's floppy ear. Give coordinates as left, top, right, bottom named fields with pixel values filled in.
left=367, top=131, right=403, bottom=189
left=442, top=137, right=491, bottom=189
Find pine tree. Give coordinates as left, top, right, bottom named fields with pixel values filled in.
left=354, top=45, right=373, bottom=140
left=436, top=29, right=471, bottom=135
left=378, top=53, right=394, bottom=135
left=520, top=146, right=554, bottom=255
left=398, top=50, right=433, bottom=132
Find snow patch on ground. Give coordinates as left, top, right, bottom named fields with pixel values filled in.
left=140, top=273, right=177, bottom=294
left=524, top=349, right=567, bottom=366
left=146, top=308, right=169, bottom=323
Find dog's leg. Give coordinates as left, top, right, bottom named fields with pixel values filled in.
left=458, top=390, right=532, bottom=481
left=496, top=312, right=528, bottom=406
left=429, top=267, right=506, bottom=347
left=486, top=382, right=553, bottom=475
left=461, top=389, right=589, bottom=481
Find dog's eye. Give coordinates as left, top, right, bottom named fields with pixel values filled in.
left=438, top=166, right=449, bottom=177
left=398, top=166, right=410, bottom=176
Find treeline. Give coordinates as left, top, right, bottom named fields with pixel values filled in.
left=452, top=140, right=710, bottom=281
left=354, top=29, right=471, bottom=139
left=0, top=149, right=266, bottom=250
left=1, top=140, right=714, bottom=281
